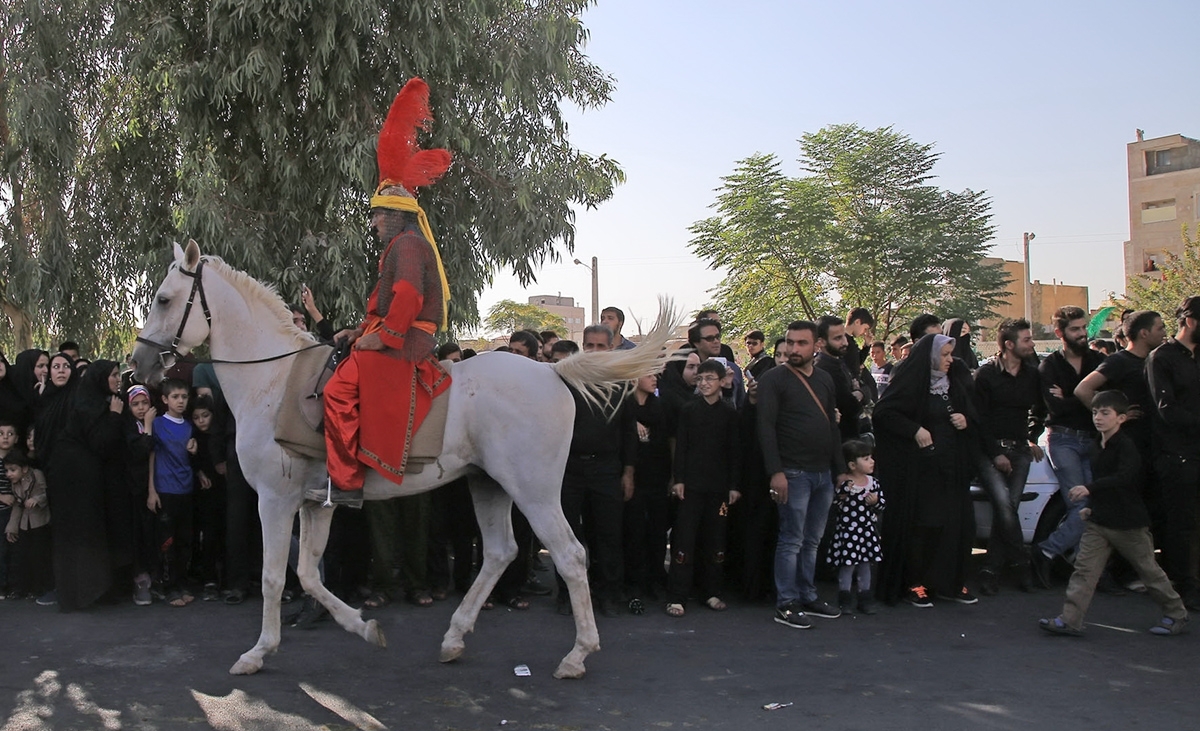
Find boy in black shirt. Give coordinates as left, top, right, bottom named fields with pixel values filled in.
left=1039, top=391, right=1188, bottom=636
left=665, top=360, right=740, bottom=617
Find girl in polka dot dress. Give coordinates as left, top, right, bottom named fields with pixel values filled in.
left=828, top=439, right=884, bottom=614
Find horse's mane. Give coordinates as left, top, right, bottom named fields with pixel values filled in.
left=198, top=257, right=316, bottom=346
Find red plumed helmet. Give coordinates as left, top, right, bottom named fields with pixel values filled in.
left=376, top=78, right=452, bottom=195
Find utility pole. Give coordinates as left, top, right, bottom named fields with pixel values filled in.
left=1023, top=232, right=1036, bottom=325
left=573, top=256, right=600, bottom=324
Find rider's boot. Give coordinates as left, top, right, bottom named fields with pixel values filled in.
left=305, top=477, right=364, bottom=509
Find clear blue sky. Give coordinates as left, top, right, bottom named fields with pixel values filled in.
left=475, top=0, right=1199, bottom=336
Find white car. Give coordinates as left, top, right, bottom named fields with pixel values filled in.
left=970, top=430, right=1082, bottom=581
left=971, top=451, right=1065, bottom=546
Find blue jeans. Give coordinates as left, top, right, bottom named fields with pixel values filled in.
left=1040, top=430, right=1093, bottom=558
left=774, top=469, right=834, bottom=606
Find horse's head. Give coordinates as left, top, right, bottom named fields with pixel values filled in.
left=130, top=240, right=212, bottom=383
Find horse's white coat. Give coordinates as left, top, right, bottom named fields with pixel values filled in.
left=131, top=241, right=676, bottom=679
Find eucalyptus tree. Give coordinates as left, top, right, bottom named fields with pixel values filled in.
left=1, top=0, right=622, bottom=353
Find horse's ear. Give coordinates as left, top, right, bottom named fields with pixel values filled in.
left=183, top=239, right=201, bottom=270
left=172, top=241, right=185, bottom=263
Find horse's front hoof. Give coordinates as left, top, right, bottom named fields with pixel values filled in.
left=364, top=619, right=387, bottom=648
left=230, top=654, right=263, bottom=675
left=439, top=642, right=464, bottom=663
left=553, top=660, right=586, bottom=679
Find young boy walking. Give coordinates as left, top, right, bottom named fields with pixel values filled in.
left=1039, top=390, right=1188, bottom=636
left=147, top=379, right=199, bottom=607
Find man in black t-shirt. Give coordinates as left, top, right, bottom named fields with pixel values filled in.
left=1145, top=297, right=1200, bottom=609
left=1033, top=306, right=1106, bottom=584
left=1075, top=310, right=1165, bottom=457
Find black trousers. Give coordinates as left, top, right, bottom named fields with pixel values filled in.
left=727, top=490, right=778, bottom=600
left=156, top=492, right=194, bottom=593
left=667, top=490, right=727, bottom=605
left=224, top=445, right=261, bottom=593
left=427, top=477, right=479, bottom=593
left=12, top=524, right=53, bottom=596
left=494, top=506, right=533, bottom=601
left=1157, top=454, right=1200, bottom=595
left=194, top=481, right=226, bottom=584
left=623, top=475, right=670, bottom=592
left=557, top=456, right=624, bottom=603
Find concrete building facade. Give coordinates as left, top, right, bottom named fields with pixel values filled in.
left=979, top=257, right=1088, bottom=335
left=528, top=294, right=587, bottom=343
left=1124, top=132, right=1200, bottom=289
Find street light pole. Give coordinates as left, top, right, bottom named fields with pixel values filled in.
left=1023, top=232, right=1036, bottom=325
left=573, top=256, right=600, bottom=324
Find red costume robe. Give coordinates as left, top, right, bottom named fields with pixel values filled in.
left=323, top=209, right=451, bottom=490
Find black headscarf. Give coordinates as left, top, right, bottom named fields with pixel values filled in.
left=33, top=352, right=81, bottom=465
left=71, top=360, right=121, bottom=427
left=941, top=318, right=979, bottom=371
left=0, top=350, right=27, bottom=427
left=10, top=349, right=49, bottom=414
left=878, top=333, right=936, bottom=409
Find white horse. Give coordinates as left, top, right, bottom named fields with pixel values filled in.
left=130, top=241, right=678, bottom=679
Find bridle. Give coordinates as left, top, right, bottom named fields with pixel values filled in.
left=135, top=258, right=327, bottom=370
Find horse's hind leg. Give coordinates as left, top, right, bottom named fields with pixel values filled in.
left=230, top=493, right=295, bottom=675
left=296, top=503, right=386, bottom=648
left=518, top=497, right=597, bottom=679
left=440, top=474, right=517, bottom=663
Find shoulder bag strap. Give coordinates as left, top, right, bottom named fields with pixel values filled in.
left=788, top=367, right=830, bottom=421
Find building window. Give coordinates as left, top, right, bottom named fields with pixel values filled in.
left=1146, top=146, right=1194, bottom=175
left=1143, top=251, right=1164, bottom=273
left=1141, top=199, right=1177, bottom=224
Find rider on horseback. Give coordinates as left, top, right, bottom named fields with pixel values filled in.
left=309, top=78, right=453, bottom=507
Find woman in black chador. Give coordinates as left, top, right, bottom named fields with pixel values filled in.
left=47, top=360, right=132, bottom=611
left=942, top=318, right=979, bottom=372
left=874, top=333, right=982, bottom=607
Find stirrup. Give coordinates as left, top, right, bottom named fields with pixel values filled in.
left=306, top=477, right=363, bottom=509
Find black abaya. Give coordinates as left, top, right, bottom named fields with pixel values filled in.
left=48, top=360, right=131, bottom=611
left=873, top=335, right=981, bottom=604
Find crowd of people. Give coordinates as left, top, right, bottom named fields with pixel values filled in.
left=1, top=296, right=1197, bottom=639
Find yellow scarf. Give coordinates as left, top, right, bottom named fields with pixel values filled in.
left=368, top=193, right=450, bottom=329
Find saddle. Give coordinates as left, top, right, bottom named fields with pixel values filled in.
left=274, top=345, right=450, bottom=474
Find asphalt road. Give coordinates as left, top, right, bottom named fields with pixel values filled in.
left=1, top=560, right=1195, bottom=731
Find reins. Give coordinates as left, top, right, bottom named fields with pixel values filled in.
left=135, top=258, right=331, bottom=369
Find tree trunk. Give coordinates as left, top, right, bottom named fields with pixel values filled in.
left=1, top=299, right=33, bottom=350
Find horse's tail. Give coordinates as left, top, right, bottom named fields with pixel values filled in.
left=551, top=296, right=684, bottom=415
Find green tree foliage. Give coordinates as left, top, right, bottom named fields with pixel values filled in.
left=689, top=154, right=834, bottom=339
left=483, top=298, right=567, bottom=336
left=1124, top=224, right=1200, bottom=316
left=690, top=125, right=1010, bottom=340
left=1, top=0, right=621, bottom=354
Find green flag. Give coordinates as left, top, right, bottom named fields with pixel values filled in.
left=1087, top=306, right=1119, bottom=339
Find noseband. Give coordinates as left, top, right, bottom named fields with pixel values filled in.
left=135, top=258, right=325, bottom=369
left=135, top=259, right=212, bottom=370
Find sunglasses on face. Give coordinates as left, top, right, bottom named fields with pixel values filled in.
left=699, top=334, right=720, bottom=342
